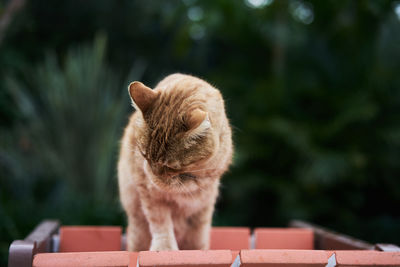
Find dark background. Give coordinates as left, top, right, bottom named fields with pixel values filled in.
left=1, top=0, right=400, bottom=264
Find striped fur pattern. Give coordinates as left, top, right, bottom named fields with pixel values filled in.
left=118, top=73, right=233, bottom=251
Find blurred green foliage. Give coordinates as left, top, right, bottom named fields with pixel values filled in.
left=1, top=0, right=400, bottom=264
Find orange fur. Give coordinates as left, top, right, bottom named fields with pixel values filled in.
left=118, top=73, right=232, bottom=251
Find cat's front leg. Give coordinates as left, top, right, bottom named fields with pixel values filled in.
left=150, top=231, right=179, bottom=251
left=126, top=212, right=151, bottom=251
left=142, top=201, right=179, bottom=251
left=180, top=205, right=214, bottom=250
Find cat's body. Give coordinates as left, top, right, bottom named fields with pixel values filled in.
left=118, top=73, right=232, bottom=251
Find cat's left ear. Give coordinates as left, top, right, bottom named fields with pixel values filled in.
left=128, top=81, right=159, bottom=113
left=185, top=109, right=210, bottom=135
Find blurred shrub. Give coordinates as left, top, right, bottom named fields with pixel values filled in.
left=0, top=35, right=145, bottom=263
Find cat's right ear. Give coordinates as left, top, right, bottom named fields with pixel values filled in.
left=128, top=82, right=159, bottom=114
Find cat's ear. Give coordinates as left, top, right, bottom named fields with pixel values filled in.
left=185, top=109, right=210, bottom=134
left=128, top=81, right=159, bottom=113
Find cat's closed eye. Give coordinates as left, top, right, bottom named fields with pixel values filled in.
left=178, top=173, right=196, bottom=180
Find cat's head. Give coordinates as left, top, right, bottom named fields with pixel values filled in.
left=128, top=81, right=217, bottom=189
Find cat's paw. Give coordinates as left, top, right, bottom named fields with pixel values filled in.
left=150, top=238, right=179, bottom=251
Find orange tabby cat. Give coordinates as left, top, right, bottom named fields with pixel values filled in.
left=118, top=73, right=232, bottom=251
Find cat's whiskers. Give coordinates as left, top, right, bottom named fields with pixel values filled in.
left=194, top=182, right=207, bottom=193
left=187, top=167, right=224, bottom=173
left=177, top=179, right=195, bottom=201
left=147, top=175, right=160, bottom=189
